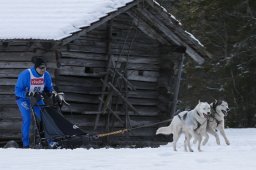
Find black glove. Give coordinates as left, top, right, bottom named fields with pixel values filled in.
left=34, top=92, right=43, bottom=101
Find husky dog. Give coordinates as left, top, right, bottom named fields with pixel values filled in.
left=202, top=100, right=230, bottom=145
left=156, top=101, right=211, bottom=152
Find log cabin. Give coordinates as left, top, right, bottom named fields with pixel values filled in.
left=0, top=0, right=209, bottom=147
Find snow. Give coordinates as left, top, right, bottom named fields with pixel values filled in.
left=0, top=0, right=133, bottom=40
left=153, top=0, right=182, bottom=26
left=185, top=30, right=204, bottom=47
left=0, top=128, right=256, bottom=170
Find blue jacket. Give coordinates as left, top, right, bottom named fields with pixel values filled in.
left=15, top=67, right=53, bottom=98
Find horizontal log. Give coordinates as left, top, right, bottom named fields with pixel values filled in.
left=127, top=90, right=158, bottom=99
left=0, top=119, right=22, bottom=130
left=130, top=80, right=157, bottom=90
left=0, top=52, right=56, bottom=62
left=57, top=85, right=102, bottom=95
left=63, top=46, right=158, bottom=58
left=0, top=68, right=55, bottom=78
left=0, top=46, right=33, bottom=52
left=0, top=85, right=15, bottom=94
left=70, top=40, right=106, bottom=48
left=0, top=95, right=16, bottom=104
left=56, top=76, right=102, bottom=87
left=64, top=93, right=99, bottom=104
left=0, top=106, right=20, bottom=119
left=59, top=58, right=106, bottom=67
left=0, top=132, right=21, bottom=140
left=127, top=70, right=159, bottom=82
left=57, top=66, right=106, bottom=77
left=61, top=103, right=98, bottom=113
left=0, top=62, right=57, bottom=69
left=62, top=45, right=106, bottom=54
left=61, top=51, right=107, bottom=61
left=82, top=105, right=160, bottom=116
left=0, top=78, right=17, bottom=85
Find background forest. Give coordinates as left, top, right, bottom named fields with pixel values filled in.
left=157, top=0, right=256, bottom=127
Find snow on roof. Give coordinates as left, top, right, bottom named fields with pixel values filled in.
left=185, top=30, right=204, bottom=47
left=0, top=0, right=133, bottom=40
left=153, top=0, right=182, bottom=26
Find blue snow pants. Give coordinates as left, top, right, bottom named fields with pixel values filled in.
left=16, top=97, right=44, bottom=148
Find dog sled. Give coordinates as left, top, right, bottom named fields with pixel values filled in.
left=30, top=92, right=98, bottom=149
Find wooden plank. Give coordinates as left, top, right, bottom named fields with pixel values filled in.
left=57, top=85, right=102, bottom=95
left=0, top=62, right=57, bottom=69
left=59, top=58, right=106, bottom=67
left=0, top=132, right=21, bottom=140
left=0, top=52, right=56, bottom=62
left=61, top=103, right=98, bottom=113
left=127, top=70, right=159, bottom=82
left=0, top=46, right=33, bottom=52
left=56, top=76, right=102, bottom=87
left=0, top=68, right=55, bottom=78
left=134, top=8, right=205, bottom=64
left=127, top=90, right=158, bottom=99
left=82, top=108, right=159, bottom=116
left=126, top=11, right=168, bottom=44
left=0, top=78, right=17, bottom=85
left=130, top=80, right=157, bottom=90
left=0, top=95, right=16, bottom=104
left=0, top=106, right=20, bottom=119
left=0, top=85, right=15, bottom=94
left=112, top=55, right=158, bottom=64
left=61, top=51, right=107, bottom=61
left=70, top=39, right=107, bottom=48
left=64, top=93, right=99, bottom=104
left=62, top=45, right=106, bottom=54
left=0, top=119, right=21, bottom=130
left=56, top=66, right=106, bottom=77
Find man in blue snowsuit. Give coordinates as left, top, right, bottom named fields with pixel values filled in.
left=15, top=57, right=55, bottom=148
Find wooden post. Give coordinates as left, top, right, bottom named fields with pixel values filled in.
left=94, top=21, right=113, bottom=130
left=170, top=54, right=185, bottom=118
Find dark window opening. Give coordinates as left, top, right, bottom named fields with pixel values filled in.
left=2, top=42, right=9, bottom=47
left=138, top=70, right=144, bottom=76
left=112, top=32, right=117, bottom=36
left=84, top=67, right=94, bottom=73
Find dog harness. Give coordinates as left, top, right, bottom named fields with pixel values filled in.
left=177, top=111, right=188, bottom=120
left=209, top=108, right=222, bottom=127
left=28, top=68, right=45, bottom=93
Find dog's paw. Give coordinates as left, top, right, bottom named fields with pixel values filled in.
left=226, top=141, right=230, bottom=145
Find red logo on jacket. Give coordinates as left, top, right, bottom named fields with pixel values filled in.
left=31, top=78, right=44, bottom=85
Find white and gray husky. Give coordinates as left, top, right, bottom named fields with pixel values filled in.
left=201, top=100, right=230, bottom=145
left=156, top=101, right=211, bottom=152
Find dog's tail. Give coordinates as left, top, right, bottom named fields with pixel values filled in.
left=156, top=122, right=173, bottom=135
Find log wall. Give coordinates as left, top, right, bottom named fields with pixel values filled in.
left=57, top=13, right=176, bottom=146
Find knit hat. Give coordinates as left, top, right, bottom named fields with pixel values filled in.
left=33, top=57, right=46, bottom=68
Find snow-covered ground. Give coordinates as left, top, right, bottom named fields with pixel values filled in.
left=0, top=128, right=255, bottom=170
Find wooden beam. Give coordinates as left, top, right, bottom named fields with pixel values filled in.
left=108, top=82, right=140, bottom=115
left=134, top=8, right=205, bottom=64
left=126, top=11, right=169, bottom=44
left=94, top=20, right=114, bottom=130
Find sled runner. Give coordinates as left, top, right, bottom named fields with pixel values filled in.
left=30, top=92, right=98, bottom=149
